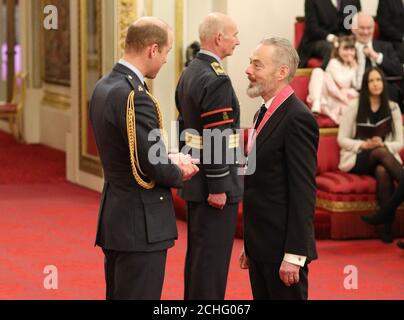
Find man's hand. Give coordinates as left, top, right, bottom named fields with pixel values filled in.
left=239, top=248, right=249, bottom=270
left=279, top=261, right=300, bottom=287
left=168, top=153, right=199, bottom=181
left=208, top=193, right=227, bottom=210
left=363, top=47, right=380, bottom=62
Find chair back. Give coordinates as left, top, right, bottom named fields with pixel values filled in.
left=12, top=72, right=27, bottom=113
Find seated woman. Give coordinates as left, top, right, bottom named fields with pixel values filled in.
left=307, top=35, right=359, bottom=124
left=338, top=67, right=404, bottom=243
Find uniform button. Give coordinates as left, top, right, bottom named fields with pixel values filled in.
left=160, top=197, right=164, bottom=201
left=128, top=75, right=133, bottom=80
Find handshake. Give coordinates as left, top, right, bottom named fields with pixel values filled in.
left=168, top=153, right=200, bottom=181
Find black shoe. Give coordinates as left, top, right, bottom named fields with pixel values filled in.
left=361, top=212, right=387, bottom=226
left=397, top=241, right=404, bottom=250
left=381, top=225, right=393, bottom=244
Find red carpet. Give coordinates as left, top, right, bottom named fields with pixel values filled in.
left=0, top=130, right=404, bottom=300
left=0, top=131, right=65, bottom=184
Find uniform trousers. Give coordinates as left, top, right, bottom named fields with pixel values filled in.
left=184, top=201, right=238, bottom=300
left=103, top=248, right=167, bottom=300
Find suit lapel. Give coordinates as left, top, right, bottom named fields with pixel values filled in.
left=255, top=97, right=291, bottom=154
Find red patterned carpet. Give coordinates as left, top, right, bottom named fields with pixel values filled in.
left=0, top=130, right=403, bottom=300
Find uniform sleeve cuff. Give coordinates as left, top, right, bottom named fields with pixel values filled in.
left=284, top=253, right=307, bottom=267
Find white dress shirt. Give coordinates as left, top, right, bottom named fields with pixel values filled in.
left=199, top=49, right=223, bottom=65
left=118, top=59, right=145, bottom=85
left=355, top=41, right=383, bottom=90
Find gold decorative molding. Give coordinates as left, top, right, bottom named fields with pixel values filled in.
left=295, top=68, right=313, bottom=77
left=144, top=0, right=154, bottom=93
left=79, top=0, right=103, bottom=177
left=117, top=0, right=138, bottom=58
left=320, top=127, right=338, bottom=137
left=317, top=198, right=376, bottom=213
left=41, top=90, right=71, bottom=110
left=317, top=197, right=404, bottom=213
left=145, top=0, right=153, bottom=15
left=175, top=0, right=184, bottom=83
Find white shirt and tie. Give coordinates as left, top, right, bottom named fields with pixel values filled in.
left=355, top=42, right=384, bottom=90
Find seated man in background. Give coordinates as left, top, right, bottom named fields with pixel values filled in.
left=298, top=0, right=361, bottom=68
left=352, top=13, right=404, bottom=112
left=377, top=0, right=404, bottom=64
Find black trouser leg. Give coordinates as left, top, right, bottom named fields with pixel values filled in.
left=248, top=258, right=309, bottom=300
left=103, top=248, right=167, bottom=300
left=311, top=40, right=334, bottom=69
left=184, top=202, right=238, bottom=300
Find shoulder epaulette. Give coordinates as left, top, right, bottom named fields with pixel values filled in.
left=211, top=62, right=226, bottom=76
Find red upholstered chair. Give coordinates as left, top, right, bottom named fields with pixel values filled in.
left=316, top=132, right=404, bottom=239
left=0, top=72, right=27, bottom=142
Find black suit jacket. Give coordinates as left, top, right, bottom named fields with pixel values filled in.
left=175, top=53, right=243, bottom=203
left=243, top=94, right=319, bottom=264
left=371, top=40, right=403, bottom=77
left=298, top=0, right=361, bottom=66
left=89, top=63, right=183, bottom=252
left=377, top=0, right=404, bottom=43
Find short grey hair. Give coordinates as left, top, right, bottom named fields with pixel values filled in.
left=199, top=13, right=226, bottom=43
left=260, top=37, right=300, bottom=83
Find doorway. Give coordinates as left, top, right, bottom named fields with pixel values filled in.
left=0, top=0, right=20, bottom=104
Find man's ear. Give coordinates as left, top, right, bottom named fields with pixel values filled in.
left=149, top=43, right=159, bottom=58
left=278, top=65, right=290, bottom=81
left=215, top=32, right=223, bottom=46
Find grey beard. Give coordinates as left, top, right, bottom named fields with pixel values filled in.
left=247, top=83, right=264, bottom=98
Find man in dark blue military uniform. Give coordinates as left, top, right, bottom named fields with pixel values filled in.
left=90, top=17, right=199, bottom=300
left=175, top=13, right=243, bottom=300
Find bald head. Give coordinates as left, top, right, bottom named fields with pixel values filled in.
left=198, top=13, right=240, bottom=59
left=125, top=16, right=171, bottom=54
left=352, top=12, right=375, bottom=44
left=199, top=13, right=236, bottom=44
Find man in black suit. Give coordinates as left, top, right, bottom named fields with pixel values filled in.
left=298, top=0, right=362, bottom=68
left=240, top=37, right=319, bottom=300
left=176, top=13, right=243, bottom=300
left=352, top=13, right=404, bottom=111
left=89, top=17, right=199, bottom=300
left=377, top=0, right=404, bottom=64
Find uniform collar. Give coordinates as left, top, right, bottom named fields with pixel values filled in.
left=118, top=59, right=145, bottom=85
left=199, top=49, right=223, bottom=65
